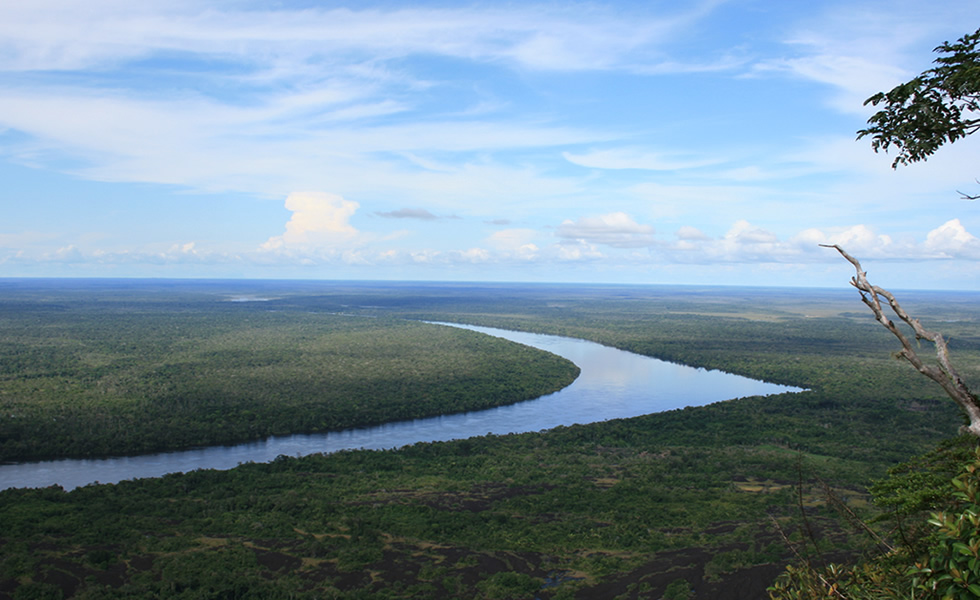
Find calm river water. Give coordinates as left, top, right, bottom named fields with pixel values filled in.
left=0, top=323, right=801, bottom=491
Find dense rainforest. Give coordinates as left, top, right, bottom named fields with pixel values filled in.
left=1, top=279, right=978, bottom=599
left=0, top=281, right=579, bottom=462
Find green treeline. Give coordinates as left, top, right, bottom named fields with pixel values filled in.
left=0, top=279, right=978, bottom=598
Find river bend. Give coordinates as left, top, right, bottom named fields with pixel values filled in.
left=0, top=323, right=801, bottom=491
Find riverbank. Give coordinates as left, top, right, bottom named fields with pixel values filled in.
left=0, top=324, right=798, bottom=491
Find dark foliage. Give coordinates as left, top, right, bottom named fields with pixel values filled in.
left=858, top=28, right=980, bottom=168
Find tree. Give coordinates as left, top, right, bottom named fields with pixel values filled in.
left=821, top=244, right=980, bottom=437
left=770, top=28, right=980, bottom=600
left=858, top=28, right=980, bottom=170
left=838, top=27, right=980, bottom=435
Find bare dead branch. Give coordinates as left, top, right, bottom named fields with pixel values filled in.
left=821, top=244, right=980, bottom=436
left=956, top=180, right=980, bottom=200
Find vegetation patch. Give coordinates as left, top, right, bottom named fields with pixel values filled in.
left=1, top=279, right=978, bottom=598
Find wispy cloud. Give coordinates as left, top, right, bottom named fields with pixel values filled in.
left=1, top=1, right=977, bottom=287
left=0, top=2, right=717, bottom=73
left=375, top=208, right=440, bottom=220
left=563, top=148, right=721, bottom=171
left=0, top=1, right=735, bottom=199
left=750, top=4, right=978, bottom=114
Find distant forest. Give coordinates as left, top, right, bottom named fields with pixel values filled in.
left=1, top=279, right=978, bottom=599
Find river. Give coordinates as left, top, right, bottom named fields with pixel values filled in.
left=0, top=323, right=801, bottom=491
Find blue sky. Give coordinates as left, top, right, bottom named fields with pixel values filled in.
left=1, top=0, right=978, bottom=289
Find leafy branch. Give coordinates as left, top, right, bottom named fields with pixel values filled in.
left=858, top=28, right=980, bottom=168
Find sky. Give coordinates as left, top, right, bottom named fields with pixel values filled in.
left=1, top=0, right=979, bottom=289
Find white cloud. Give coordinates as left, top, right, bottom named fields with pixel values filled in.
left=514, top=244, right=540, bottom=260
left=0, top=1, right=739, bottom=207
left=791, top=225, right=895, bottom=257
left=409, top=249, right=442, bottom=264
left=488, top=228, right=537, bottom=249
left=555, top=240, right=604, bottom=261
left=557, top=213, right=656, bottom=248
left=261, top=192, right=360, bottom=251
left=5, top=214, right=979, bottom=286
left=752, top=6, right=978, bottom=115
left=46, top=244, right=85, bottom=262
left=0, top=3, right=718, bottom=74
left=756, top=53, right=905, bottom=115
left=0, top=86, right=602, bottom=201
left=2, top=1, right=978, bottom=289
left=487, top=229, right=540, bottom=260
left=166, top=242, right=199, bottom=257
left=676, top=226, right=709, bottom=241
left=725, top=220, right=778, bottom=245
left=656, top=220, right=980, bottom=266
left=924, top=219, right=980, bottom=259
left=563, top=148, right=721, bottom=171
left=458, top=248, right=491, bottom=262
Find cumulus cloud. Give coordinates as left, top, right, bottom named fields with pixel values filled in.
left=261, top=192, right=360, bottom=251
left=924, top=219, right=980, bottom=259
left=556, top=240, right=604, bottom=261
left=458, top=248, right=492, bottom=262
left=657, top=220, right=980, bottom=266
left=46, top=245, right=86, bottom=263
left=556, top=212, right=656, bottom=248
left=661, top=221, right=877, bottom=264
left=724, top=220, right=778, bottom=245
left=791, top=224, right=895, bottom=257
left=169, top=242, right=198, bottom=255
